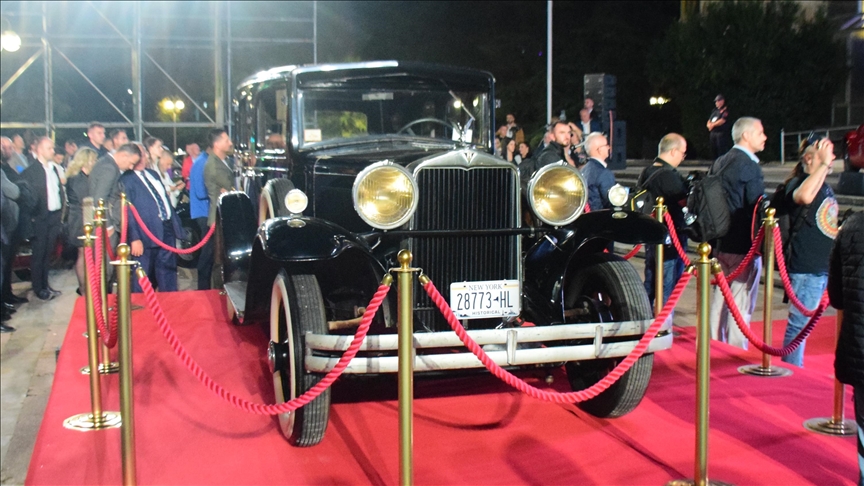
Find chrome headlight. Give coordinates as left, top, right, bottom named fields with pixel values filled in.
left=352, top=162, right=418, bottom=229
left=607, top=184, right=630, bottom=208
left=283, top=189, right=308, bottom=214
left=527, top=163, right=587, bottom=226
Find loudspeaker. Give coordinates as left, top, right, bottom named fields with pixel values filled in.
left=584, top=74, right=616, bottom=132
left=608, top=121, right=626, bottom=170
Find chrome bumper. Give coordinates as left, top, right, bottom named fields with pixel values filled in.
left=304, top=318, right=673, bottom=374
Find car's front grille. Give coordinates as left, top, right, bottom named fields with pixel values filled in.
left=410, top=166, right=519, bottom=331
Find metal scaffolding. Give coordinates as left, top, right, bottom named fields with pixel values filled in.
left=0, top=0, right=317, bottom=143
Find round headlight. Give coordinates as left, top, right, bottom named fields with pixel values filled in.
left=284, top=189, right=308, bottom=214
left=607, top=184, right=630, bottom=208
left=352, top=162, right=418, bottom=229
left=527, top=163, right=587, bottom=226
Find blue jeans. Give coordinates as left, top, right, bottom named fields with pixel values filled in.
left=780, top=273, right=827, bottom=367
left=644, top=245, right=686, bottom=307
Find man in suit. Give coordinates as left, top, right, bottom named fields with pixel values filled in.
left=121, top=149, right=183, bottom=292
left=580, top=132, right=616, bottom=211
left=204, top=128, right=235, bottom=226
left=21, top=137, right=65, bottom=300
left=709, top=116, right=767, bottom=349
left=90, top=143, right=139, bottom=238
left=578, top=108, right=602, bottom=137
left=80, top=122, right=108, bottom=158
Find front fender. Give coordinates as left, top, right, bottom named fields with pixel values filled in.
left=521, top=210, right=666, bottom=323
left=258, top=216, right=374, bottom=262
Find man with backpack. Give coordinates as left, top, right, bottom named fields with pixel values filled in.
left=709, top=117, right=767, bottom=349
left=775, top=135, right=838, bottom=367
left=638, top=133, right=689, bottom=310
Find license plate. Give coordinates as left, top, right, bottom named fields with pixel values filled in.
left=449, top=280, right=520, bottom=320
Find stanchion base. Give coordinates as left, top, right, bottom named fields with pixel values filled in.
left=667, top=479, right=735, bottom=486
left=667, top=479, right=734, bottom=486
left=80, top=362, right=121, bottom=375
left=803, top=417, right=857, bottom=437
left=737, top=364, right=793, bottom=377
left=63, top=411, right=122, bottom=431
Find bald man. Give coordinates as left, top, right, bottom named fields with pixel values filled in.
left=580, top=132, right=616, bottom=211
left=638, top=133, right=690, bottom=309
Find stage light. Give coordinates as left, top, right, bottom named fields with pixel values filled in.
left=1, top=30, right=21, bottom=52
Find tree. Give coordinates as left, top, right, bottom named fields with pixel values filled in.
left=648, top=0, right=846, bottom=160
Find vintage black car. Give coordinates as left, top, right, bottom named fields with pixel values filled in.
left=218, top=61, right=669, bottom=446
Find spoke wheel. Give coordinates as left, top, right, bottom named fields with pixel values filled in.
left=563, top=253, right=655, bottom=418
left=269, top=271, right=330, bottom=446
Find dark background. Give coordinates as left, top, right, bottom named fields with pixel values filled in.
left=0, top=1, right=855, bottom=160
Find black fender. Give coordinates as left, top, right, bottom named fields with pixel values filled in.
left=242, top=217, right=391, bottom=327
left=218, top=191, right=259, bottom=284
left=521, top=210, right=666, bottom=324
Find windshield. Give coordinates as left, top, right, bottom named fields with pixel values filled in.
left=298, top=87, right=490, bottom=149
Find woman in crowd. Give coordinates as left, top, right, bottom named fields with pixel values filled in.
left=517, top=141, right=531, bottom=164
left=143, top=137, right=164, bottom=171
left=502, top=137, right=517, bottom=164
left=64, top=147, right=98, bottom=295
left=158, top=149, right=185, bottom=208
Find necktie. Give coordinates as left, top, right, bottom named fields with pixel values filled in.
left=140, top=171, right=169, bottom=221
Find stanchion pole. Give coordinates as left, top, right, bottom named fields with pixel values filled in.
left=654, top=197, right=666, bottom=317
left=804, top=309, right=857, bottom=436
left=668, top=243, right=732, bottom=486
left=393, top=250, right=417, bottom=486
left=739, top=208, right=791, bottom=377
left=65, top=225, right=122, bottom=431
left=115, top=245, right=137, bottom=485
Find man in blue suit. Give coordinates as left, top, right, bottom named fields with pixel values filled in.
left=580, top=132, right=616, bottom=212
left=121, top=148, right=184, bottom=292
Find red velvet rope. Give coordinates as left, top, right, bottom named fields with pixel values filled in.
left=714, top=270, right=828, bottom=356
left=120, top=202, right=128, bottom=245
left=725, top=225, right=765, bottom=282
left=771, top=225, right=818, bottom=317
left=622, top=245, right=642, bottom=260
left=83, top=244, right=118, bottom=348
left=137, top=271, right=391, bottom=415
left=422, top=270, right=693, bottom=403
left=126, top=203, right=216, bottom=255
left=96, top=226, right=117, bottom=262
left=664, top=212, right=691, bottom=266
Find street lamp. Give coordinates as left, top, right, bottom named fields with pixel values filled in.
left=161, top=98, right=185, bottom=153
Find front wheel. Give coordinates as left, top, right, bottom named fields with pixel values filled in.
left=269, top=271, right=330, bottom=446
left=563, top=253, right=655, bottom=418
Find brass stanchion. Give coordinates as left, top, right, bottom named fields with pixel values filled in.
left=82, top=205, right=120, bottom=375
left=392, top=250, right=417, bottom=486
left=116, top=245, right=137, bottom=485
left=668, top=244, right=733, bottom=486
left=739, top=208, right=791, bottom=377
left=654, top=197, right=666, bottom=317
left=64, top=225, right=122, bottom=431
left=804, top=309, right=857, bottom=436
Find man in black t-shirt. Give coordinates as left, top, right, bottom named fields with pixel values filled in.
left=706, top=94, right=731, bottom=159
left=638, top=133, right=689, bottom=311
left=779, top=135, right=838, bottom=367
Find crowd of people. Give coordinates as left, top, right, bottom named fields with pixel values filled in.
left=0, top=124, right=237, bottom=333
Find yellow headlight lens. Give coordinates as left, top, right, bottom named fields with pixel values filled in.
left=528, top=164, right=587, bottom=226
left=353, top=163, right=418, bottom=229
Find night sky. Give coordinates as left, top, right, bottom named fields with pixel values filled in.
left=0, top=1, right=681, bottom=155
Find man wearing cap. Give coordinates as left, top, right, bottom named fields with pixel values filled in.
left=706, top=94, right=731, bottom=159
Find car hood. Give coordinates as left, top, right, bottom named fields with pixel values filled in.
left=302, top=139, right=484, bottom=166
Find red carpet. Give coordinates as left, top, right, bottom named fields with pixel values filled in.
left=27, top=292, right=856, bottom=485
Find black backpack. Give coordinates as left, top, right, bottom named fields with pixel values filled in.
left=683, top=162, right=732, bottom=243
left=768, top=179, right=810, bottom=262
left=630, top=167, right=669, bottom=214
